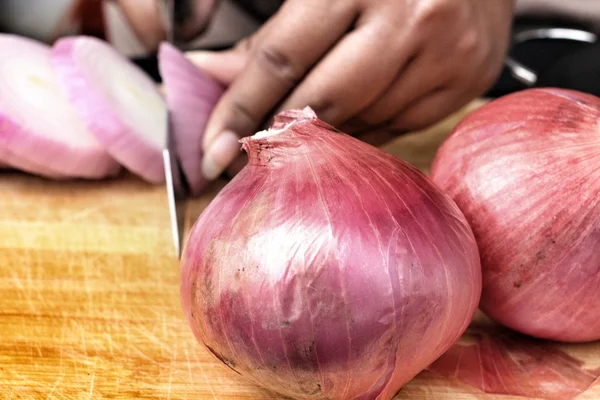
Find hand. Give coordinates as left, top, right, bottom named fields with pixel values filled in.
left=188, top=0, right=515, bottom=181
left=116, top=0, right=218, bottom=51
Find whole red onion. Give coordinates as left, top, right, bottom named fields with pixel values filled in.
left=181, top=108, right=481, bottom=399
left=431, top=88, right=600, bottom=342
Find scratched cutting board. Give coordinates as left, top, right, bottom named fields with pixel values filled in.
left=1, top=100, right=599, bottom=399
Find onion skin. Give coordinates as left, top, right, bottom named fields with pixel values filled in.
left=181, top=108, right=482, bottom=399
left=431, top=88, right=600, bottom=342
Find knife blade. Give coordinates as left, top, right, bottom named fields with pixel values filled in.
left=161, top=0, right=191, bottom=259
left=162, top=135, right=188, bottom=259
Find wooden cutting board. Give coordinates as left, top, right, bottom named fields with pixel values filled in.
left=1, top=100, right=598, bottom=399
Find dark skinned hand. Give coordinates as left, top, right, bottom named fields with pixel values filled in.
left=185, top=0, right=515, bottom=181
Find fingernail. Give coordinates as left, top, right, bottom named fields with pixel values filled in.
left=185, top=50, right=215, bottom=67
left=201, top=131, right=240, bottom=181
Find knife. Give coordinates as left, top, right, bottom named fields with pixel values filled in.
left=160, top=0, right=191, bottom=259
left=162, top=131, right=188, bottom=259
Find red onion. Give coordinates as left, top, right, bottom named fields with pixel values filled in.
left=158, top=42, right=223, bottom=195
left=181, top=108, right=482, bottom=399
left=51, top=36, right=167, bottom=183
left=431, top=88, right=600, bottom=342
left=0, top=34, right=119, bottom=179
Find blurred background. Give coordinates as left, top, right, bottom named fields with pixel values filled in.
left=0, top=0, right=599, bottom=97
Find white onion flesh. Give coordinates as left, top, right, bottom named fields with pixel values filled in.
left=0, top=34, right=119, bottom=179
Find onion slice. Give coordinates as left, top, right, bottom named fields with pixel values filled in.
left=1, top=148, right=68, bottom=179
left=428, top=332, right=600, bottom=400
left=158, top=42, right=223, bottom=195
left=51, top=36, right=167, bottom=183
left=0, top=34, right=119, bottom=179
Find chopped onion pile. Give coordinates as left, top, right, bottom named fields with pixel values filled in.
left=180, top=107, right=482, bottom=399
left=0, top=34, right=222, bottom=186
left=431, top=88, right=600, bottom=342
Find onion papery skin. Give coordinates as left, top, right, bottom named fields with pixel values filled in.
left=431, top=88, right=600, bottom=342
left=181, top=108, right=482, bottom=399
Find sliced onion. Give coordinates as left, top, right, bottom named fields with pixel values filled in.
left=158, top=42, right=223, bottom=195
left=0, top=34, right=119, bottom=179
left=428, top=331, right=600, bottom=399
left=1, top=148, right=68, bottom=178
left=51, top=36, right=167, bottom=183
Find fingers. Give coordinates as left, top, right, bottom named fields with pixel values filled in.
left=200, top=131, right=241, bottom=181
left=116, top=0, right=165, bottom=51
left=273, top=21, right=416, bottom=126
left=352, top=129, right=398, bottom=148
left=176, top=0, right=220, bottom=41
left=187, top=11, right=292, bottom=86
left=185, top=45, right=249, bottom=86
left=383, top=87, right=470, bottom=133
left=356, top=51, right=448, bottom=125
left=202, top=0, right=358, bottom=143
left=117, top=0, right=218, bottom=50
left=204, top=2, right=356, bottom=144
left=200, top=1, right=358, bottom=180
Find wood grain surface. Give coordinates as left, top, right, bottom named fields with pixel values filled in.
left=1, top=100, right=598, bottom=399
